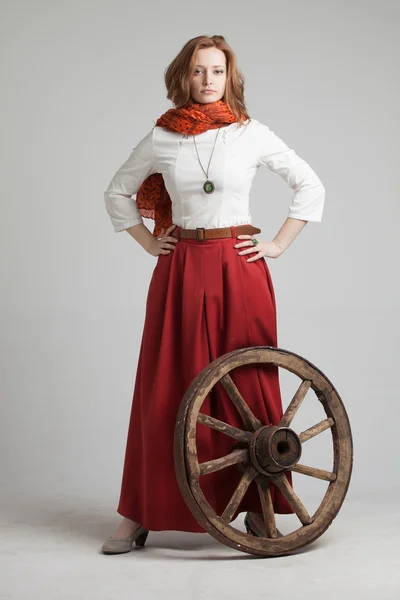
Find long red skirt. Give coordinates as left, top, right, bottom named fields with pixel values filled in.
left=117, top=225, right=294, bottom=532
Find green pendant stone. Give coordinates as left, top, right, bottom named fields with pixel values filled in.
left=203, top=180, right=215, bottom=194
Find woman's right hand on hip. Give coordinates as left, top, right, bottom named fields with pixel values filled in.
left=147, top=224, right=178, bottom=256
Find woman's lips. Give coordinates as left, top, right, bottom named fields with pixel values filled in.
left=202, top=90, right=216, bottom=93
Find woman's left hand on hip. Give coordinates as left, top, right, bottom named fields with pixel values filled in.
left=234, top=235, right=282, bottom=261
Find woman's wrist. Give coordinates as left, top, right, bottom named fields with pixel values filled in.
left=125, top=223, right=155, bottom=252
left=272, top=217, right=308, bottom=254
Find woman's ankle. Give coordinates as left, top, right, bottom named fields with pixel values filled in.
left=112, top=517, right=141, bottom=538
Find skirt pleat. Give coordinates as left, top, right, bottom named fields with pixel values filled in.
left=117, top=229, right=294, bottom=532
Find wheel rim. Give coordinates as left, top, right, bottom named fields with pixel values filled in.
left=174, top=346, right=353, bottom=556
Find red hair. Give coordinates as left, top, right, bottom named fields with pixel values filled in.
left=164, top=35, right=251, bottom=126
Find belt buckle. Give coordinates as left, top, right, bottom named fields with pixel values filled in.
left=196, top=227, right=206, bottom=241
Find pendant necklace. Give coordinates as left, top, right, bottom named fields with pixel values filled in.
left=193, top=127, right=221, bottom=194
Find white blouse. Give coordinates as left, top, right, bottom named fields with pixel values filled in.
left=104, top=118, right=325, bottom=233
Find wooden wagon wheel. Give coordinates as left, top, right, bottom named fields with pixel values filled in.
left=174, top=346, right=353, bottom=557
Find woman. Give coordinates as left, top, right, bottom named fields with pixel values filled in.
left=101, top=34, right=325, bottom=554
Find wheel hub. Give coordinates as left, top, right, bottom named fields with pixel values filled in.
left=249, top=425, right=302, bottom=475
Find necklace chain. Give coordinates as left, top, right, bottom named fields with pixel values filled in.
left=193, top=127, right=221, bottom=179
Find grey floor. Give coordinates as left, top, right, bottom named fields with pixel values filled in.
left=1, top=489, right=399, bottom=600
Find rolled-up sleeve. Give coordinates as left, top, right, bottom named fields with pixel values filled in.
left=104, top=128, right=156, bottom=232
left=257, top=122, right=325, bottom=222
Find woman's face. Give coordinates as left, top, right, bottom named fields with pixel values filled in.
left=189, top=47, right=227, bottom=104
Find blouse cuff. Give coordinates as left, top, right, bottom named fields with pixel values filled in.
left=112, top=216, right=144, bottom=233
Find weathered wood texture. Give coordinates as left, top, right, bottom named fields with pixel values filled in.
left=174, top=346, right=353, bottom=557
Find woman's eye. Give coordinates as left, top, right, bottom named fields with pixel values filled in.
left=194, top=69, right=225, bottom=75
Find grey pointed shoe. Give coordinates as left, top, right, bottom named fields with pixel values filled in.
left=101, top=525, right=149, bottom=555
left=244, top=512, right=283, bottom=538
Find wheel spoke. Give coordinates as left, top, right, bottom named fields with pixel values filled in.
left=279, top=379, right=312, bottom=427
left=197, top=413, right=253, bottom=444
left=219, top=374, right=262, bottom=431
left=299, top=418, right=334, bottom=443
left=199, top=448, right=249, bottom=476
left=256, top=480, right=278, bottom=537
left=290, top=463, right=336, bottom=482
left=221, top=466, right=257, bottom=522
left=272, top=473, right=312, bottom=525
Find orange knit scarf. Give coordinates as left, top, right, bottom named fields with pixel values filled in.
left=136, top=99, right=243, bottom=237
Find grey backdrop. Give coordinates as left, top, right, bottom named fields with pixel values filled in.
left=1, top=0, right=399, bottom=598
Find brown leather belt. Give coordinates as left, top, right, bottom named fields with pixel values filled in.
left=176, top=224, right=261, bottom=241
